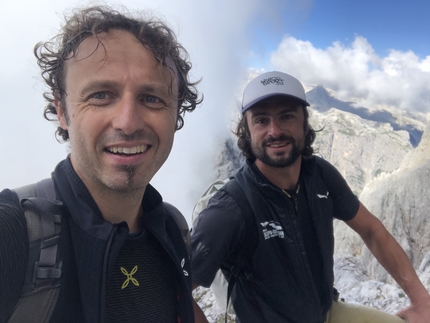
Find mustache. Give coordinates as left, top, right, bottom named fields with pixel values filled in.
left=102, top=130, right=151, bottom=143
left=264, top=134, right=295, bottom=145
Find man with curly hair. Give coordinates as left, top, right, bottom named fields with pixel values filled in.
left=0, top=5, right=201, bottom=323
left=191, top=71, right=430, bottom=323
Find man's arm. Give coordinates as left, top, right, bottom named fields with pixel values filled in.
left=192, top=282, right=209, bottom=323
left=346, top=202, right=430, bottom=323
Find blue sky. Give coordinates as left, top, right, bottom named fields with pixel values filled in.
left=306, top=0, right=430, bottom=57
left=0, top=0, right=429, bottom=221
left=248, top=0, right=430, bottom=67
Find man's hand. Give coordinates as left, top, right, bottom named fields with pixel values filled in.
left=193, top=282, right=209, bottom=323
left=397, top=300, right=430, bottom=323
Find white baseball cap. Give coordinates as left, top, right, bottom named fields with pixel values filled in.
left=242, top=71, right=309, bottom=113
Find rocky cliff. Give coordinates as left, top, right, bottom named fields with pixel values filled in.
left=357, top=124, right=430, bottom=284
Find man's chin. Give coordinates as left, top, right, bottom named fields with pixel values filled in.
left=259, top=154, right=300, bottom=168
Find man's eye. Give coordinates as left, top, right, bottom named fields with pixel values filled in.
left=92, top=92, right=107, bottom=100
left=145, top=95, right=160, bottom=103
left=281, top=114, right=293, bottom=120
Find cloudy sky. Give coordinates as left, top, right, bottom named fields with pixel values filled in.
left=1, top=0, right=429, bottom=222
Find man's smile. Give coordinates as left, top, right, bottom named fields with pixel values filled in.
left=106, top=145, right=148, bottom=155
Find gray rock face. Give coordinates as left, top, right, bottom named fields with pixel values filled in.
left=357, top=124, right=430, bottom=284
left=310, top=108, right=413, bottom=195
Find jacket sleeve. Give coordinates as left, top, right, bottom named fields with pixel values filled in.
left=0, top=189, right=29, bottom=322
left=190, top=190, right=245, bottom=287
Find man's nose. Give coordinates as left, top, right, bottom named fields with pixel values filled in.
left=112, top=95, right=143, bottom=135
left=267, top=119, right=283, bottom=137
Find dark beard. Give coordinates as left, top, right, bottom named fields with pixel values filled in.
left=125, top=164, right=136, bottom=187
left=252, top=134, right=303, bottom=168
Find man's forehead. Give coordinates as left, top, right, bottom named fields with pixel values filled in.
left=69, top=29, right=176, bottom=74
left=248, top=98, right=302, bottom=115
left=71, top=30, right=136, bottom=60
left=65, top=29, right=178, bottom=85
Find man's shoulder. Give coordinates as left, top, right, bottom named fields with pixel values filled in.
left=0, top=189, right=23, bottom=217
left=302, top=155, right=338, bottom=176
left=0, top=188, right=20, bottom=207
left=0, top=187, right=28, bottom=263
left=209, top=187, right=243, bottom=213
left=304, top=155, right=331, bottom=167
left=193, top=190, right=244, bottom=237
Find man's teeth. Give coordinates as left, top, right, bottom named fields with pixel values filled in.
left=269, top=143, right=287, bottom=148
left=108, top=145, right=147, bottom=154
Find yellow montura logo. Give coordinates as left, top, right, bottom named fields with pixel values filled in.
left=121, top=265, right=139, bottom=289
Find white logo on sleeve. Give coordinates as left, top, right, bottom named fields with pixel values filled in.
left=260, top=221, right=284, bottom=240
left=317, top=191, right=329, bottom=199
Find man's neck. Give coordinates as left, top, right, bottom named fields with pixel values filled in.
left=89, top=185, right=145, bottom=234
left=254, top=157, right=302, bottom=190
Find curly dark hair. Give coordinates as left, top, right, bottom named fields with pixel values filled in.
left=234, top=104, right=316, bottom=160
left=34, top=5, right=202, bottom=141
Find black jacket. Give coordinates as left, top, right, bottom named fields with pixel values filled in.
left=0, top=158, right=194, bottom=323
left=187, top=156, right=359, bottom=323
left=229, top=157, right=337, bottom=322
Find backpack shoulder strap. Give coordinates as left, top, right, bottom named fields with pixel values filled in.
left=220, top=178, right=259, bottom=321
left=8, top=178, right=62, bottom=323
left=163, top=202, right=191, bottom=256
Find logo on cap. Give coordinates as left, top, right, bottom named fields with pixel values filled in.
left=261, top=76, right=284, bottom=86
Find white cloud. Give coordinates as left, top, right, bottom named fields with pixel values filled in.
left=271, top=35, right=430, bottom=112
left=0, top=0, right=283, bottom=222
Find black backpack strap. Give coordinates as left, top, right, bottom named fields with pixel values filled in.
left=221, top=178, right=258, bottom=322
left=9, top=178, right=62, bottom=323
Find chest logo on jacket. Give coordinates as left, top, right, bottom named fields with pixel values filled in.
left=317, top=191, right=330, bottom=199
left=121, top=266, right=139, bottom=289
left=260, top=221, right=285, bottom=240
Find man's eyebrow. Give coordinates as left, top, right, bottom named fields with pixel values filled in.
left=80, top=80, right=120, bottom=95
left=279, top=107, right=300, bottom=114
left=250, top=106, right=299, bottom=117
left=137, top=83, right=170, bottom=95
left=80, top=80, right=170, bottom=95
left=250, top=108, right=269, bottom=117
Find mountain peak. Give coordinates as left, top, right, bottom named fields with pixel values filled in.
left=306, top=85, right=423, bottom=147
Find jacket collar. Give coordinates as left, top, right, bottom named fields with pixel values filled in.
left=242, top=157, right=317, bottom=198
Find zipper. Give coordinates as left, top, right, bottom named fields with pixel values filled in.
left=281, top=187, right=320, bottom=321
left=307, top=177, right=332, bottom=315
left=99, top=225, right=118, bottom=323
left=304, top=165, right=331, bottom=320
left=282, top=185, right=300, bottom=213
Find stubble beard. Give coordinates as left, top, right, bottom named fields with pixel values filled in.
left=110, top=164, right=144, bottom=193
left=252, top=134, right=304, bottom=168
left=92, top=164, right=146, bottom=194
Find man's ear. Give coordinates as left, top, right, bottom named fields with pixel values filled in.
left=55, top=98, right=68, bottom=130
left=304, top=122, right=310, bottom=135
